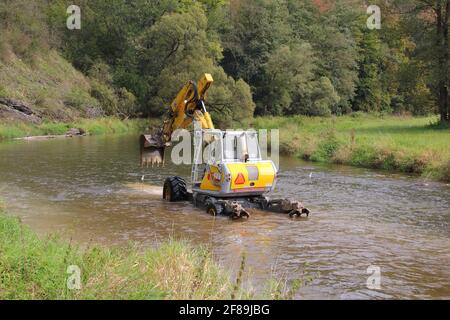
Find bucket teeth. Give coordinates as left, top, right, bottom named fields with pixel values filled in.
left=288, top=207, right=310, bottom=218
left=140, top=132, right=166, bottom=167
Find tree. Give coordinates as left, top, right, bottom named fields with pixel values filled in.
left=393, top=0, right=449, bottom=122
left=287, top=0, right=359, bottom=113
left=138, top=5, right=254, bottom=125
left=352, top=23, right=391, bottom=113
left=433, top=0, right=450, bottom=122
left=36, top=0, right=448, bottom=120
left=262, top=43, right=316, bottom=115
left=220, top=0, right=292, bottom=113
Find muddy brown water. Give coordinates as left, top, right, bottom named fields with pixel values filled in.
left=0, top=134, right=449, bottom=299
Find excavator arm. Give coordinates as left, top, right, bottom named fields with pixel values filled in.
left=140, top=73, right=215, bottom=167
left=161, top=73, right=214, bottom=141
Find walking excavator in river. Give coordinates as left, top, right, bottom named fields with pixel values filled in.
left=140, top=73, right=309, bottom=219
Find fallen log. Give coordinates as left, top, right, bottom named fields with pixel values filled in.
left=15, top=128, right=86, bottom=141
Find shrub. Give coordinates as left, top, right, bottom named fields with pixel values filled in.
left=89, top=80, right=117, bottom=115
left=116, top=87, right=137, bottom=117
left=310, top=131, right=340, bottom=162
left=332, top=145, right=352, bottom=164
left=64, top=88, right=99, bottom=110
left=350, top=145, right=379, bottom=168
left=88, top=62, right=114, bottom=85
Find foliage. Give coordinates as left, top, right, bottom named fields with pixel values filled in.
left=1, top=0, right=449, bottom=120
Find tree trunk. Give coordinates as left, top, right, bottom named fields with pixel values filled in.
left=437, top=1, right=450, bottom=122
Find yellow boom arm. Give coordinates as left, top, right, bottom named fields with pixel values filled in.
left=140, top=73, right=215, bottom=167
left=161, top=73, right=214, bottom=144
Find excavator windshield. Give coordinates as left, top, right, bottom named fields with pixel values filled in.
left=223, top=131, right=261, bottom=162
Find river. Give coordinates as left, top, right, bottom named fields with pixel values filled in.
left=0, top=134, right=449, bottom=299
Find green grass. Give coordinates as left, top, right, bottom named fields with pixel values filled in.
left=246, top=115, right=450, bottom=182
left=0, top=207, right=306, bottom=300
left=0, top=210, right=246, bottom=299
left=0, top=117, right=153, bottom=140
left=0, top=49, right=95, bottom=120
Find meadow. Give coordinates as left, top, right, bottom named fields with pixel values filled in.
left=246, top=114, right=450, bottom=182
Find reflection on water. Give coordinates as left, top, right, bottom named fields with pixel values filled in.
left=0, top=135, right=449, bottom=299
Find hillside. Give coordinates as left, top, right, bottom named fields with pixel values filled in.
left=0, top=49, right=146, bottom=140
left=0, top=49, right=98, bottom=123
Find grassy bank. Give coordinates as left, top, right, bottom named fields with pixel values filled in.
left=0, top=210, right=247, bottom=299
left=0, top=209, right=303, bottom=300
left=0, top=117, right=153, bottom=141
left=247, top=115, right=450, bottom=182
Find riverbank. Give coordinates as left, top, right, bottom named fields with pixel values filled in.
left=0, top=117, right=155, bottom=141
left=247, top=115, right=450, bottom=182
left=1, top=202, right=304, bottom=300
left=0, top=209, right=256, bottom=299
left=1, top=114, right=448, bottom=182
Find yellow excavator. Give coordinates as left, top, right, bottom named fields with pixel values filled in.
left=140, top=73, right=309, bottom=219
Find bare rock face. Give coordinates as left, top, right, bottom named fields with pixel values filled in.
left=0, top=98, right=42, bottom=124
left=0, top=98, right=34, bottom=115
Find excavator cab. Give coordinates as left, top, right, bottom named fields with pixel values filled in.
left=223, top=131, right=261, bottom=162
left=191, top=129, right=277, bottom=197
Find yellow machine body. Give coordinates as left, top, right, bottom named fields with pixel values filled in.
left=227, top=162, right=276, bottom=191
left=197, top=160, right=277, bottom=197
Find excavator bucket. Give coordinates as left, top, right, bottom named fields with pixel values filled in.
left=140, top=131, right=166, bottom=167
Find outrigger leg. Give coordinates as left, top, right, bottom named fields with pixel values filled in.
left=224, top=201, right=251, bottom=220
left=264, top=198, right=310, bottom=218
left=198, top=194, right=309, bottom=220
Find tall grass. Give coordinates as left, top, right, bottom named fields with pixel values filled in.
left=246, top=115, right=450, bottom=182
left=0, top=208, right=311, bottom=300
left=0, top=211, right=248, bottom=299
